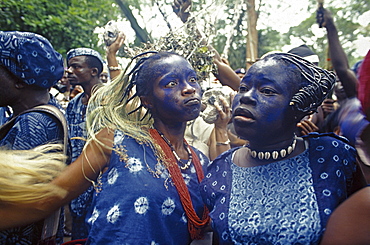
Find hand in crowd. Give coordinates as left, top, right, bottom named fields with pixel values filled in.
left=208, top=94, right=233, bottom=160
left=106, top=32, right=125, bottom=80
left=213, top=95, right=233, bottom=130
left=70, top=85, right=83, bottom=100
left=297, top=115, right=319, bottom=136
left=172, top=0, right=192, bottom=23
left=321, top=98, right=337, bottom=118
left=210, top=47, right=241, bottom=91
left=106, top=31, right=125, bottom=54
left=316, top=7, right=334, bottom=28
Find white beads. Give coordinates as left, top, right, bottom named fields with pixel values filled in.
left=280, top=149, right=287, bottom=158
left=258, top=152, right=264, bottom=160
left=272, top=151, right=279, bottom=160
left=247, top=138, right=297, bottom=161
left=251, top=151, right=257, bottom=158
left=287, top=146, right=293, bottom=155
left=264, top=152, right=271, bottom=160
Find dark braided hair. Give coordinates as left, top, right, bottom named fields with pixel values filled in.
left=123, top=51, right=184, bottom=119
left=262, top=52, right=336, bottom=115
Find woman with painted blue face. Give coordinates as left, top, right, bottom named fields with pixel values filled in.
left=200, top=53, right=366, bottom=244
left=0, top=52, right=226, bottom=244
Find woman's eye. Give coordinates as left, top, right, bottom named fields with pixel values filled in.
left=165, top=81, right=177, bottom=88
left=189, top=77, right=198, bottom=83
left=239, top=85, right=249, bottom=93
left=261, top=88, right=276, bottom=95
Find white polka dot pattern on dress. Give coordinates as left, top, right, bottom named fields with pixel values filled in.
left=107, top=167, right=119, bottom=185
left=127, top=157, right=143, bottom=173
left=161, top=197, right=176, bottom=215
left=181, top=213, right=188, bottom=223
left=106, top=204, right=121, bottom=224
left=87, top=207, right=100, bottom=225
left=134, top=197, right=149, bottom=214
left=200, top=135, right=358, bottom=244
left=114, top=130, right=125, bottom=144
left=84, top=130, right=209, bottom=244
left=182, top=172, right=191, bottom=185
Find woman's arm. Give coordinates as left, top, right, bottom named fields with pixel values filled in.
left=322, top=8, right=358, bottom=98
left=212, top=48, right=241, bottom=91
left=208, top=96, right=232, bottom=160
left=172, top=0, right=241, bottom=91
left=106, top=32, right=125, bottom=80
left=320, top=186, right=370, bottom=245
left=0, top=128, right=114, bottom=229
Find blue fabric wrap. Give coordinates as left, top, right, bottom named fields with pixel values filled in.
left=0, top=31, right=64, bottom=88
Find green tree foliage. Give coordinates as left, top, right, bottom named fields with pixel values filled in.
left=1, top=0, right=367, bottom=69
left=114, top=0, right=150, bottom=45
left=208, top=0, right=368, bottom=69
left=286, top=0, right=369, bottom=67
left=259, top=28, right=284, bottom=57
left=0, top=0, right=120, bottom=57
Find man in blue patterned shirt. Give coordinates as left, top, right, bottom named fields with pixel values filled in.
left=0, top=31, right=65, bottom=245
left=65, top=48, right=104, bottom=240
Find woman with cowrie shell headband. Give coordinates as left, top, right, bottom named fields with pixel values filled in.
left=200, top=52, right=367, bottom=245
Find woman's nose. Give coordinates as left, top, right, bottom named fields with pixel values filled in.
left=182, top=82, right=196, bottom=95
left=239, top=89, right=257, bottom=105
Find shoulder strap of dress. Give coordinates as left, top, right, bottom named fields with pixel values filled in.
left=0, top=105, right=68, bottom=242
left=0, top=105, right=68, bottom=155
left=28, top=105, right=68, bottom=155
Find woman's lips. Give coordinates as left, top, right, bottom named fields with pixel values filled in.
left=184, top=98, right=200, bottom=106
left=233, top=107, right=255, bottom=123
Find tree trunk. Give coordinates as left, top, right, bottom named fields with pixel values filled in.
left=246, top=0, right=258, bottom=70
left=115, top=0, right=150, bottom=44
left=222, top=0, right=243, bottom=60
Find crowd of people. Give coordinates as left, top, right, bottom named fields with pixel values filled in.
left=0, top=3, right=369, bottom=245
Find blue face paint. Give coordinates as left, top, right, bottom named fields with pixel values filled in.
left=232, top=58, right=298, bottom=142
left=148, top=55, right=202, bottom=123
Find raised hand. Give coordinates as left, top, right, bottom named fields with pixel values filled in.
left=321, top=98, right=337, bottom=118
left=213, top=95, right=233, bottom=130
left=107, top=32, right=125, bottom=55
left=297, top=116, right=319, bottom=136
left=172, top=0, right=192, bottom=23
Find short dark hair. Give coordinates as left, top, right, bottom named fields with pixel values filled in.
left=85, top=55, right=103, bottom=75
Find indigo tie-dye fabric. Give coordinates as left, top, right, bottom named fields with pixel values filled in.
left=0, top=31, right=64, bottom=88
left=0, top=97, right=64, bottom=245
left=85, top=130, right=209, bottom=245
left=201, top=133, right=357, bottom=245
left=66, top=92, right=93, bottom=240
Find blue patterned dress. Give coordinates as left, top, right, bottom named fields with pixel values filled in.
left=200, top=133, right=358, bottom=245
left=65, top=92, right=94, bottom=240
left=66, top=92, right=87, bottom=163
left=0, top=107, right=10, bottom=126
left=0, top=96, right=65, bottom=245
left=85, top=130, right=209, bottom=245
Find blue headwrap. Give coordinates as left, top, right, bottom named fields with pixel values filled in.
left=66, top=48, right=104, bottom=70
left=287, top=44, right=320, bottom=65
left=0, top=31, right=64, bottom=88
left=351, top=59, right=363, bottom=78
left=234, top=68, right=246, bottom=74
